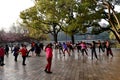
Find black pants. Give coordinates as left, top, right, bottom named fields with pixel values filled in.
left=98, top=46, right=104, bottom=53
left=81, top=49, right=88, bottom=56
left=22, top=56, right=26, bottom=65
left=5, top=51, right=9, bottom=57
left=106, top=48, right=113, bottom=57
left=77, top=46, right=81, bottom=53
left=91, top=49, right=98, bottom=60
left=14, top=55, right=18, bottom=62
left=0, top=56, right=4, bottom=65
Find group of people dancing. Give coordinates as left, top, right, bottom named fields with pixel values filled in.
left=54, top=40, right=113, bottom=60
left=44, top=40, right=114, bottom=73
left=0, top=44, right=28, bottom=66
left=0, top=42, right=44, bottom=66
left=0, top=40, right=114, bottom=74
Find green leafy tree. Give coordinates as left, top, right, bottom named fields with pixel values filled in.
left=74, top=0, right=120, bottom=44
left=58, top=0, right=79, bottom=44
left=19, top=0, right=120, bottom=44
left=20, top=6, right=48, bottom=41
left=61, top=0, right=104, bottom=44
left=20, top=0, right=67, bottom=43
left=92, top=0, right=120, bottom=43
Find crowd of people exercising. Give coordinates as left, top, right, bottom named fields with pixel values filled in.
left=0, top=40, right=113, bottom=74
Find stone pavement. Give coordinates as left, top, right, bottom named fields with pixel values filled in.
left=0, top=48, right=120, bottom=80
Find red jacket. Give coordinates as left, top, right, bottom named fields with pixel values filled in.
left=0, top=47, right=5, bottom=57
left=19, top=47, right=28, bottom=56
left=45, top=47, right=53, bottom=58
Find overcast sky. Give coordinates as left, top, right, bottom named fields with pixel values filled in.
left=0, top=0, right=34, bottom=31
left=0, top=1, right=120, bottom=31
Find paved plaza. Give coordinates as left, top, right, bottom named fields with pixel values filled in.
left=0, top=48, right=120, bottom=80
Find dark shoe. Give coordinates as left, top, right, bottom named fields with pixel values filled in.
left=15, top=60, right=17, bottom=62
left=47, top=71, right=52, bottom=74
left=44, top=69, right=47, bottom=73
left=22, top=64, right=26, bottom=66
left=1, top=63, right=5, bottom=66
left=2, top=63, right=5, bottom=65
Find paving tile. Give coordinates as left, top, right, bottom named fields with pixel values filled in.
left=0, top=48, right=120, bottom=80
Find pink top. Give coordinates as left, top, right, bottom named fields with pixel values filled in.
left=80, top=43, right=87, bottom=49
left=45, top=47, right=53, bottom=58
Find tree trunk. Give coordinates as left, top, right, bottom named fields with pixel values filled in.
left=71, top=34, right=75, bottom=44
left=104, top=1, right=120, bottom=44
left=110, top=29, right=120, bottom=44
left=52, top=24, right=58, bottom=43
left=54, top=33, right=58, bottom=43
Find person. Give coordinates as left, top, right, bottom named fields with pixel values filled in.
left=80, top=41, right=88, bottom=56
left=12, top=45, right=20, bottom=62
left=39, top=42, right=44, bottom=50
left=97, top=40, right=104, bottom=53
left=105, top=40, right=113, bottom=57
left=5, top=44, right=9, bottom=57
left=0, top=45, right=5, bottom=66
left=58, top=42, right=64, bottom=54
left=35, top=43, right=41, bottom=56
left=76, top=41, right=81, bottom=53
left=44, top=43, right=53, bottom=73
left=67, top=41, right=74, bottom=53
left=62, top=42, right=70, bottom=56
left=19, top=44, right=28, bottom=66
left=90, top=41, right=98, bottom=60
left=28, top=42, right=35, bottom=56
left=102, top=40, right=106, bottom=52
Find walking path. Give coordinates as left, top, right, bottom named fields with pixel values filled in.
left=0, top=48, right=120, bottom=80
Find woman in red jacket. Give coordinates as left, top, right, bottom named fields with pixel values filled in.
left=0, top=45, right=5, bottom=66
left=44, top=43, right=53, bottom=73
left=19, top=44, right=28, bottom=66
